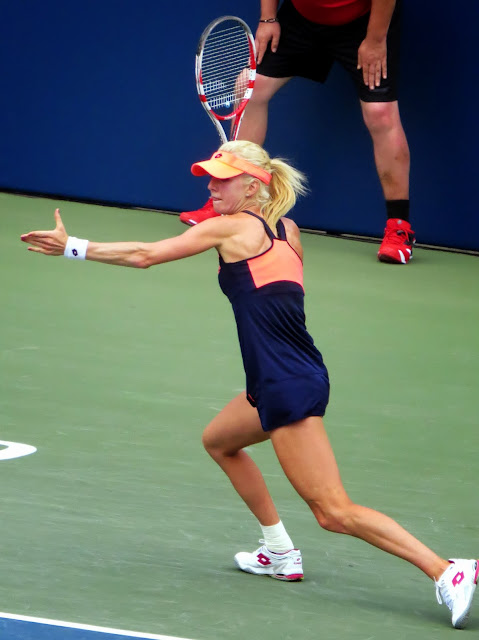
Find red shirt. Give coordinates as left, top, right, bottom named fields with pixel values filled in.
left=290, top=0, right=371, bottom=25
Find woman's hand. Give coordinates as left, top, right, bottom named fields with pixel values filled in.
left=21, top=208, right=69, bottom=256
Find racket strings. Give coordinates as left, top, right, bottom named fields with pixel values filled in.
left=201, top=25, right=252, bottom=112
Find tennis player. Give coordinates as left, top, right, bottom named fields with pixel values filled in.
left=21, top=141, right=477, bottom=629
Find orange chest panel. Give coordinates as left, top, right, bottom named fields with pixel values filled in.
left=247, top=240, right=304, bottom=290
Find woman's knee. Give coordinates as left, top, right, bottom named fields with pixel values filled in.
left=306, top=498, right=357, bottom=534
left=201, top=424, right=221, bottom=456
left=201, top=423, right=238, bottom=460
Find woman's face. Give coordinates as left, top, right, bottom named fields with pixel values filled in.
left=208, top=174, right=253, bottom=215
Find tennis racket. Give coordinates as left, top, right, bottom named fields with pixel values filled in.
left=196, top=16, right=256, bottom=144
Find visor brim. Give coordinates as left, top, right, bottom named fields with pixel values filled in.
left=191, top=160, right=244, bottom=180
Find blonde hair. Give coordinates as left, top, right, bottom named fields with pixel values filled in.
left=219, top=140, right=308, bottom=229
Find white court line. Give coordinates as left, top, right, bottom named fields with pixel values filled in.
left=0, top=440, right=37, bottom=461
left=0, top=612, right=196, bottom=640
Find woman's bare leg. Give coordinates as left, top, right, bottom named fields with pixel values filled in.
left=202, top=392, right=279, bottom=525
left=270, top=416, right=449, bottom=581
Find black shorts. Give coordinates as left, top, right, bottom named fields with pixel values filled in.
left=257, top=0, right=402, bottom=102
left=247, top=370, right=330, bottom=432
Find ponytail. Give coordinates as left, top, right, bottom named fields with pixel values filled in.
left=262, top=158, right=308, bottom=229
left=218, top=140, right=308, bottom=230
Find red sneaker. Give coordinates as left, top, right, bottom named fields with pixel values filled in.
left=378, top=218, right=416, bottom=264
left=179, top=198, right=220, bottom=226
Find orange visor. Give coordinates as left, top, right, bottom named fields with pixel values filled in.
left=191, top=151, right=272, bottom=185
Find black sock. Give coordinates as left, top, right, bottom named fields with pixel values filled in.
left=386, top=199, right=409, bottom=223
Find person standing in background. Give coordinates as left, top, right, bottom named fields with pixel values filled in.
left=181, top=0, right=415, bottom=265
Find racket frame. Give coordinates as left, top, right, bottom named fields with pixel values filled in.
left=195, top=15, right=256, bottom=144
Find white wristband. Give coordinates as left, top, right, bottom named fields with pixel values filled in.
left=64, top=236, right=89, bottom=260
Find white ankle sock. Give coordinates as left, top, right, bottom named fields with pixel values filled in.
left=260, top=521, right=294, bottom=553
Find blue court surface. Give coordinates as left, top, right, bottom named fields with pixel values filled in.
left=0, top=614, right=195, bottom=640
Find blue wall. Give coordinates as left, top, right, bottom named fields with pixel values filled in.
left=0, top=1, right=478, bottom=250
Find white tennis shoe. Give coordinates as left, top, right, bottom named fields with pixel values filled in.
left=435, top=558, right=479, bottom=628
left=234, top=541, right=303, bottom=581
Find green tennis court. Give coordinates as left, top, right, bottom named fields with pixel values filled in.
left=1, top=191, right=478, bottom=639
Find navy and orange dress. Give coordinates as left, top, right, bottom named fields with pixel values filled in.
left=219, top=210, right=330, bottom=432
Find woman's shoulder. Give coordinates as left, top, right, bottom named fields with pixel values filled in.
left=280, top=216, right=303, bottom=259
left=281, top=216, right=300, bottom=233
left=281, top=216, right=301, bottom=243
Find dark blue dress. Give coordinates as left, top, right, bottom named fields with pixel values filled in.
left=218, top=211, right=329, bottom=431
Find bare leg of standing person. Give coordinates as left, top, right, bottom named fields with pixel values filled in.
left=361, top=100, right=410, bottom=202
left=361, top=100, right=415, bottom=264
left=235, top=75, right=291, bottom=144
left=179, top=75, right=290, bottom=225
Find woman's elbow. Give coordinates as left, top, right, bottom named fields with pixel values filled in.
left=132, top=242, right=171, bottom=268
left=134, top=248, right=157, bottom=269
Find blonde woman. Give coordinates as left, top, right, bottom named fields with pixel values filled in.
left=21, top=141, right=477, bottom=629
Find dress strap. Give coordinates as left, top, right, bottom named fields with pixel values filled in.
left=275, top=218, right=287, bottom=240
left=241, top=210, right=278, bottom=241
